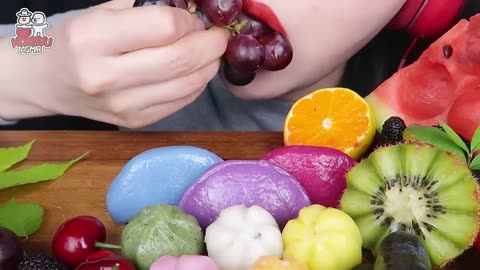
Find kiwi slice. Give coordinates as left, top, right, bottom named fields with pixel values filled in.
left=340, top=142, right=480, bottom=267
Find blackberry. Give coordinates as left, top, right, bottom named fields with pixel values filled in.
left=18, top=254, right=66, bottom=270
left=381, top=116, right=406, bottom=144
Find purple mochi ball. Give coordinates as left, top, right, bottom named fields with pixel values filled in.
left=178, top=160, right=311, bottom=229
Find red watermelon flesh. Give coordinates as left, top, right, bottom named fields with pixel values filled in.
left=365, top=13, right=480, bottom=141
left=447, top=89, right=480, bottom=141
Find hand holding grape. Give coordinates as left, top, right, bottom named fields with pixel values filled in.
left=135, top=0, right=294, bottom=86
left=0, top=0, right=229, bottom=128
left=199, top=0, right=293, bottom=86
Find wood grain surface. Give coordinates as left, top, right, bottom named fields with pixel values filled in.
left=0, top=131, right=478, bottom=269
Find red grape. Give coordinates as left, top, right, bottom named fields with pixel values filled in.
left=134, top=0, right=294, bottom=86
left=258, top=32, right=293, bottom=71
left=226, top=34, right=265, bottom=72
left=201, top=0, right=242, bottom=26
left=237, top=13, right=273, bottom=37
left=133, top=0, right=175, bottom=6
left=224, top=63, right=256, bottom=86
left=0, top=227, right=23, bottom=270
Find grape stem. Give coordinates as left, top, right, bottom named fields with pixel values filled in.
left=186, top=1, right=246, bottom=35
left=225, top=20, right=248, bottom=35
left=187, top=1, right=197, bottom=13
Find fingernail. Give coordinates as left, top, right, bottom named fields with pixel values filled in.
left=195, top=10, right=212, bottom=29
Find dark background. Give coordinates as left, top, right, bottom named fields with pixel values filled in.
left=0, top=0, right=479, bottom=130
left=0, top=1, right=107, bottom=24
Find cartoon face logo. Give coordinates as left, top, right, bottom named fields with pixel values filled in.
left=16, top=8, right=32, bottom=25
left=18, top=16, right=30, bottom=25
left=31, top=12, right=46, bottom=25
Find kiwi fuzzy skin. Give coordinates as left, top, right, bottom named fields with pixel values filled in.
left=341, top=141, right=480, bottom=268
left=413, top=142, right=480, bottom=269
left=426, top=142, right=478, bottom=265
left=437, top=148, right=480, bottom=269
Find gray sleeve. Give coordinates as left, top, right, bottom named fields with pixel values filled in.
left=0, top=10, right=80, bottom=125
left=124, top=76, right=293, bottom=131
left=0, top=117, right=17, bottom=125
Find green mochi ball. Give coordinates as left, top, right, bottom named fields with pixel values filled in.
left=121, top=204, right=204, bottom=270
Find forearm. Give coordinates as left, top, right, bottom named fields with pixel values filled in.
left=0, top=10, right=81, bottom=123
left=0, top=37, right=53, bottom=121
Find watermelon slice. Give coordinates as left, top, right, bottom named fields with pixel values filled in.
left=366, top=13, right=480, bottom=141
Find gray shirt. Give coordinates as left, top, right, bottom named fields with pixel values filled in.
left=123, top=76, right=294, bottom=131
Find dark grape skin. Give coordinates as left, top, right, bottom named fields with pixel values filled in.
left=223, top=62, right=256, bottom=86
left=237, top=12, right=273, bottom=38
left=133, top=0, right=175, bottom=7
left=0, top=227, right=23, bottom=270
left=132, top=0, right=294, bottom=87
left=201, top=0, right=243, bottom=27
left=258, top=32, right=293, bottom=71
left=225, top=34, right=265, bottom=72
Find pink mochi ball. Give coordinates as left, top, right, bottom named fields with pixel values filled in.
left=150, top=255, right=220, bottom=270
left=262, top=145, right=356, bottom=208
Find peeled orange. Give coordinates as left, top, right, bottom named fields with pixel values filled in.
left=283, top=87, right=376, bottom=160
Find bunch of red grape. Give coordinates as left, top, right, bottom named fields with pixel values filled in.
left=133, top=0, right=293, bottom=86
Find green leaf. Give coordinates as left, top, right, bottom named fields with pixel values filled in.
left=0, top=140, right=35, bottom=172
left=440, top=122, right=469, bottom=153
left=470, top=126, right=480, bottom=153
left=403, top=124, right=468, bottom=164
left=0, top=152, right=88, bottom=190
left=470, top=155, right=480, bottom=170
left=0, top=198, right=44, bottom=237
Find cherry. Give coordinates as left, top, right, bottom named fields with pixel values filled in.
left=52, top=216, right=121, bottom=268
left=75, top=250, right=135, bottom=270
left=85, top=250, right=115, bottom=262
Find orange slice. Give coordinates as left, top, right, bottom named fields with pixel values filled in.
left=283, top=87, right=376, bottom=160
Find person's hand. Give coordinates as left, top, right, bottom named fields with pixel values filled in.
left=0, top=0, right=229, bottom=128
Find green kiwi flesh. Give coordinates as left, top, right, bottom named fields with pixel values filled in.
left=374, top=231, right=431, bottom=270
left=339, top=142, right=480, bottom=267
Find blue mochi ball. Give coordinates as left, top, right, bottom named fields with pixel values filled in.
left=106, top=145, right=223, bottom=225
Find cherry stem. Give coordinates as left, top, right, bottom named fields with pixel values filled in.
left=95, top=241, right=122, bottom=250
left=398, top=37, right=418, bottom=70
left=112, top=263, right=120, bottom=270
